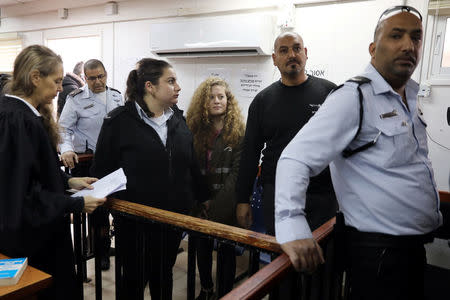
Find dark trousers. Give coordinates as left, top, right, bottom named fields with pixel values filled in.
left=115, top=217, right=182, bottom=300
left=196, top=237, right=236, bottom=297
left=345, top=228, right=429, bottom=300
left=262, top=183, right=337, bottom=300
left=71, top=160, right=111, bottom=257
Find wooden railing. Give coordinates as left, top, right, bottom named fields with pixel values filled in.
left=93, top=198, right=286, bottom=300
left=103, top=198, right=339, bottom=300
left=76, top=153, right=94, bottom=163
left=105, top=198, right=280, bottom=253
left=440, top=190, right=450, bottom=203
left=222, top=218, right=336, bottom=300
left=221, top=191, right=450, bottom=300
left=65, top=155, right=449, bottom=300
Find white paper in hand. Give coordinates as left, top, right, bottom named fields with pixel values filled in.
left=71, top=168, right=127, bottom=198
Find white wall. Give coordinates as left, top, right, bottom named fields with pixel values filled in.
left=0, top=0, right=406, bottom=110
left=2, top=0, right=447, bottom=189
left=111, top=13, right=276, bottom=117
left=416, top=0, right=450, bottom=192
left=295, top=0, right=404, bottom=85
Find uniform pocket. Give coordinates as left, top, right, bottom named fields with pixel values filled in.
left=374, top=119, right=414, bottom=168
left=79, top=104, right=101, bottom=118
left=78, top=104, right=102, bottom=132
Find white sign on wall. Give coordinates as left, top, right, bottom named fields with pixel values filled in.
left=199, top=68, right=231, bottom=83
left=238, top=70, right=264, bottom=98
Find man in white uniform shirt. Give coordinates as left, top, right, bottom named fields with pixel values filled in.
left=59, top=59, right=124, bottom=270
left=275, top=6, right=442, bottom=300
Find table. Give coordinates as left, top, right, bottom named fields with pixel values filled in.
left=0, top=254, right=52, bottom=300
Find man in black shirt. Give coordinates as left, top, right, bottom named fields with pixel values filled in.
left=236, top=31, right=337, bottom=235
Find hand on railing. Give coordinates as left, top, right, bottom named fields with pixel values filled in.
left=82, top=195, right=106, bottom=213
left=280, top=238, right=324, bottom=273
left=222, top=217, right=336, bottom=299
left=236, top=203, right=253, bottom=229
left=61, top=151, right=79, bottom=169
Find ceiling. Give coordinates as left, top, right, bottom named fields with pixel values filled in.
left=0, top=0, right=130, bottom=17
left=0, top=0, right=38, bottom=7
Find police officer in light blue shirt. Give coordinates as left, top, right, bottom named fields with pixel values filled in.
left=58, top=59, right=123, bottom=271
left=275, top=6, right=442, bottom=300
left=59, top=59, right=123, bottom=169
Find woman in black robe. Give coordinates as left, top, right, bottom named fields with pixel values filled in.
left=0, top=45, right=106, bottom=300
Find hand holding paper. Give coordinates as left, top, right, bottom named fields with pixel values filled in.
left=71, top=168, right=127, bottom=198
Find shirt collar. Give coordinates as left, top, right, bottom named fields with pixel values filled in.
left=362, top=63, right=418, bottom=97
left=5, top=94, right=41, bottom=116
left=134, top=101, right=174, bottom=123
left=83, top=85, right=110, bottom=99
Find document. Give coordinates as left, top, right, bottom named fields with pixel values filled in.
left=71, top=168, right=127, bottom=198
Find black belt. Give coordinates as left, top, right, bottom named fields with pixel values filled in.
left=344, top=226, right=434, bottom=248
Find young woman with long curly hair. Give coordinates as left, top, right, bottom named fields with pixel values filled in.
left=187, top=77, right=245, bottom=299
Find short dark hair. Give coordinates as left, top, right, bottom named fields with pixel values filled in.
left=73, top=61, right=84, bottom=76
left=84, top=59, right=105, bottom=73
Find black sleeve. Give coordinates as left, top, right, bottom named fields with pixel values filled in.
left=236, top=97, right=265, bottom=203
left=0, top=113, right=83, bottom=231
left=91, top=118, right=120, bottom=179
left=190, top=142, right=210, bottom=204
left=60, top=169, right=71, bottom=190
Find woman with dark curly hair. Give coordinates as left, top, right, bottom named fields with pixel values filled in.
left=187, top=77, right=245, bottom=299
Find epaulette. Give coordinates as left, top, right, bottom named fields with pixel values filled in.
left=104, top=105, right=125, bottom=121
left=329, top=76, right=372, bottom=94
left=109, top=87, right=121, bottom=94
left=69, top=88, right=83, bottom=97
left=347, top=76, right=371, bottom=84
left=337, top=76, right=372, bottom=158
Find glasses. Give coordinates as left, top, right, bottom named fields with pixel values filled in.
left=86, top=74, right=106, bottom=81
left=378, top=6, right=422, bottom=24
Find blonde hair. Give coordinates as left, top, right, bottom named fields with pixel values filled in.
left=187, top=77, right=245, bottom=156
left=8, top=45, right=62, bottom=149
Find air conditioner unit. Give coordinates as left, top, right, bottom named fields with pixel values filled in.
left=150, top=14, right=275, bottom=58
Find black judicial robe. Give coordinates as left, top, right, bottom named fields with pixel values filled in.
left=0, top=95, right=84, bottom=300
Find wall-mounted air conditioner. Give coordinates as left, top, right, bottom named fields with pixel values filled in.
left=150, top=14, right=275, bottom=58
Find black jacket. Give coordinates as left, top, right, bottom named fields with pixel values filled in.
left=57, top=73, right=84, bottom=116
left=91, top=101, right=207, bottom=214
left=0, top=95, right=83, bottom=299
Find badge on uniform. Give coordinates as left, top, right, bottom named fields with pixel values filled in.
left=83, top=104, right=94, bottom=109
left=379, top=109, right=397, bottom=119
